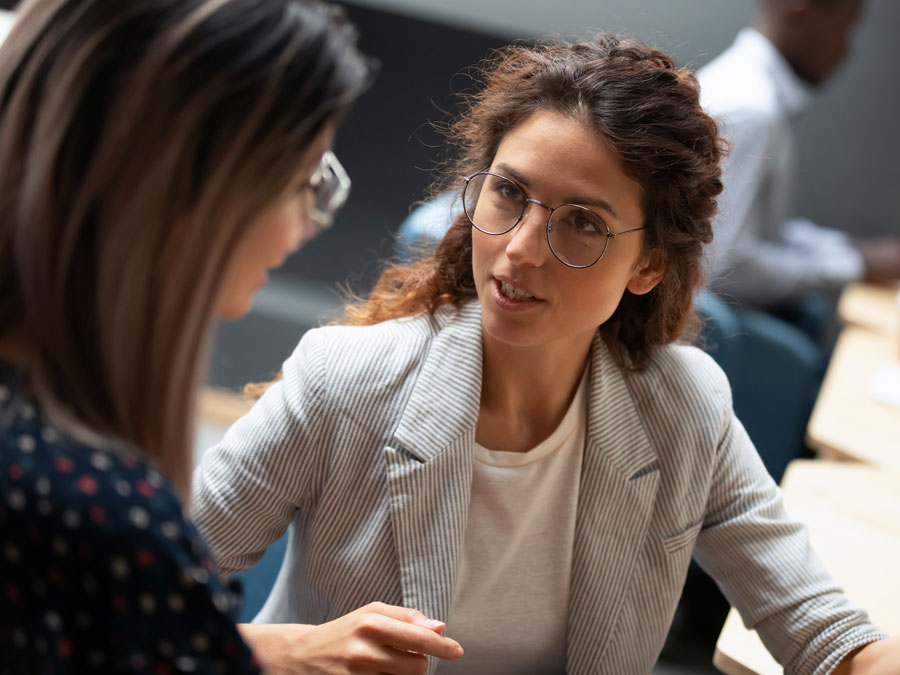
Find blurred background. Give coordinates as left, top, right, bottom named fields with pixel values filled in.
left=1, top=0, right=898, bottom=388
left=1, top=3, right=895, bottom=673
left=213, top=0, right=899, bottom=390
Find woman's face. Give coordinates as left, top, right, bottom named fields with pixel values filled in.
left=217, top=128, right=335, bottom=320
left=471, top=109, right=663, bottom=356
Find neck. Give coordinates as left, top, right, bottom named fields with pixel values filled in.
left=755, top=15, right=814, bottom=84
left=477, top=330, right=592, bottom=452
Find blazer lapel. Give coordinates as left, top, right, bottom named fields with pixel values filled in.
left=567, top=335, right=661, bottom=674
left=385, top=302, right=483, bottom=643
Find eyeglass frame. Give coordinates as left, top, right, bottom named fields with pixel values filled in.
left=462, top=170, right=647, bottom=269
left=307, top=150, right=351, bottom=229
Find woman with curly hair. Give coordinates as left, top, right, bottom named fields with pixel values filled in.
left=192, top=34, right=895, bottom=674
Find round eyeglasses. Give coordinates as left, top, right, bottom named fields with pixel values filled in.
left=462, top=171, right=646, bottom=268
left=307, top=150, right=351, bottom=229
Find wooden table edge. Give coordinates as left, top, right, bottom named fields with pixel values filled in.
left=713, top=647, right=762, bottom=675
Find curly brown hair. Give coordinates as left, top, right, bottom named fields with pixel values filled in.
left=344, top=33, right=724, bottom=371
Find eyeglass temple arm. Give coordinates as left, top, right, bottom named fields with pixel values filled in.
left=608, top=225, right=647, bottom=238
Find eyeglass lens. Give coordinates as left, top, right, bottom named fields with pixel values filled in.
left=463, top=172, right=609, bottom=268
left=309, top=151, right=350, bottom=227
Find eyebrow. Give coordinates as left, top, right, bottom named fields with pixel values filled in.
left=494, top=162, right=622, bottom=221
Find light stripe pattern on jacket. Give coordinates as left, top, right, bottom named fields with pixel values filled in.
left=192, top=301, right=884, bottom=674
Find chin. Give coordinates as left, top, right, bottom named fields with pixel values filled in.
left=216, top=296, right=253, bottom=321
left=481, top=312, right=543, bottom=349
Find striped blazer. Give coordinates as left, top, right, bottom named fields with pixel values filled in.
left=192, top=301, right=883, bottom=675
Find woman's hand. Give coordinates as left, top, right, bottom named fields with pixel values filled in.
left=833, top=636, right=900, bottom=675
left=237, top=602, right=464, bottom=674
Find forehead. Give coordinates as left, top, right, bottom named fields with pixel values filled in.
left=491, top=109, right=644, bottom=222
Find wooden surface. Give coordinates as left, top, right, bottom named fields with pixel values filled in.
left=0, top=10, right=14, bottom=43
left=838, top=282, right=900, bottom=337
left=806, top=327, right=900, bottom=470
left=197, top=386, right=254, bottom=428
left=714, top=460, right=900, bottom=674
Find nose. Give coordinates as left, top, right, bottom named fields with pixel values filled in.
left=504, top=200, right=550, bottom=267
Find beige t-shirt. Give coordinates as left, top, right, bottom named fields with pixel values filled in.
left=438, top=374, right=587, bottom=674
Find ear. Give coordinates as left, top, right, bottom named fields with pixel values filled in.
left=626, top=249, right=666, bottom=296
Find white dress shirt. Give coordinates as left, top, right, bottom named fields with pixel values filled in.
left=699, top=28, right=864, bottom=305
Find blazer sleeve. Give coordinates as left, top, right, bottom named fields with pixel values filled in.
left=692, top=410, right=886, bottom=675
left=191, top=330, right=333, bottom=574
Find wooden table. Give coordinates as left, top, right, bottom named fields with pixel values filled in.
left=806, top=327, right=900, bottom=469
left=713, top=460, right=900, bottom=674
left=837, top=282, right=899, bottom=337
left=193, top=387, right=255, bottom=465
left=198, top=386, right=254, bottom=428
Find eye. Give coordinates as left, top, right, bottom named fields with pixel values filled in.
left=490, top=178, right=523, bottom=201
left=565, top=209, right=604, bottom=235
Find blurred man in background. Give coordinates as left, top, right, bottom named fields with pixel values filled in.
left=700, top=0, right=900, bottom=337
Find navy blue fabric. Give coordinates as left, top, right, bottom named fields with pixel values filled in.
left=234, top=534, right=288, bottom=623
left=0, top=360, right=260, bottom=674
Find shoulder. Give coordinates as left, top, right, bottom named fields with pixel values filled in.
left=304, top=308, right=440, bottom=356
left=700, top=48, right=779, bottom=132
left=283, top=306, right=456, bottom=395
left=626, top=344, right=732, bottom=430
left=2, top=426, right=259, bottom=671
left=5, top=425, right=209, bottom=578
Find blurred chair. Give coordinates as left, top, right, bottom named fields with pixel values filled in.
left=234, top=533, right=288, bottom=623
left=695, top=292, right=822, bottom=481
left=395, top=191, right=462, bottom=263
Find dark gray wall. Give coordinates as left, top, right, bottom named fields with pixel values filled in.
left=9, top=1, right=892, bottom=385
left=347, top=0, right=899, bottom=238
left=212, top=0, right=899, bottom=388
left=212, top=3, right=510, bottom=387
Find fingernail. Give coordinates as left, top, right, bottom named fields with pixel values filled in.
left=424, top=619, right=445, bottom=629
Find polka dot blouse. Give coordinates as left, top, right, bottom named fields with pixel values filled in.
left=0, top=360, right=261, bottom=673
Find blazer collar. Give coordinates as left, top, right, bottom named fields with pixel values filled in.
left=386, top=305, right=661, bottom=673
left=391, top=300, right=484, bottom=462
left=567, top=333, right=661, bottom=672
left=385, top=301, right=484, bottom=675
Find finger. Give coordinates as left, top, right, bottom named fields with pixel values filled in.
left=357, top=615, right=462, bottom=660
left=377, top=648, right=429, bottom=675
left=355, top=614, right=461, bottom=658
left=362, top=602, right=447, bottom=633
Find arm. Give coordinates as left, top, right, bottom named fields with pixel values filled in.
left=191, top=331, right=332, bottom=573
left=693, top=411, right=886, bottom=674
left=237, top=603, right=463, bottom=674
left=709, top=112, right=864, bottom=304
left=833, top=636, right=900, bottom=674
left=93, top=507, right=262, bottom=673
left=192, top=331, right=463, bottom=673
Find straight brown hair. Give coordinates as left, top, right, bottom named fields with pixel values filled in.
left=0, top=0, right=368, bottom=496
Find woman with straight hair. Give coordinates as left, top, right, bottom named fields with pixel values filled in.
left=0, top=0, right=444, bottom=672
left=192, top=33, right=899, bottom=674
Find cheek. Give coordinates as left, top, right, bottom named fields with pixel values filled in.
left=571, top=263, right=637, bottom=322
left=470, top=231, right=493, bottom=285
left=263, top=203, right=304, bottom=251
left=217, top=253, right=256, bottom=319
